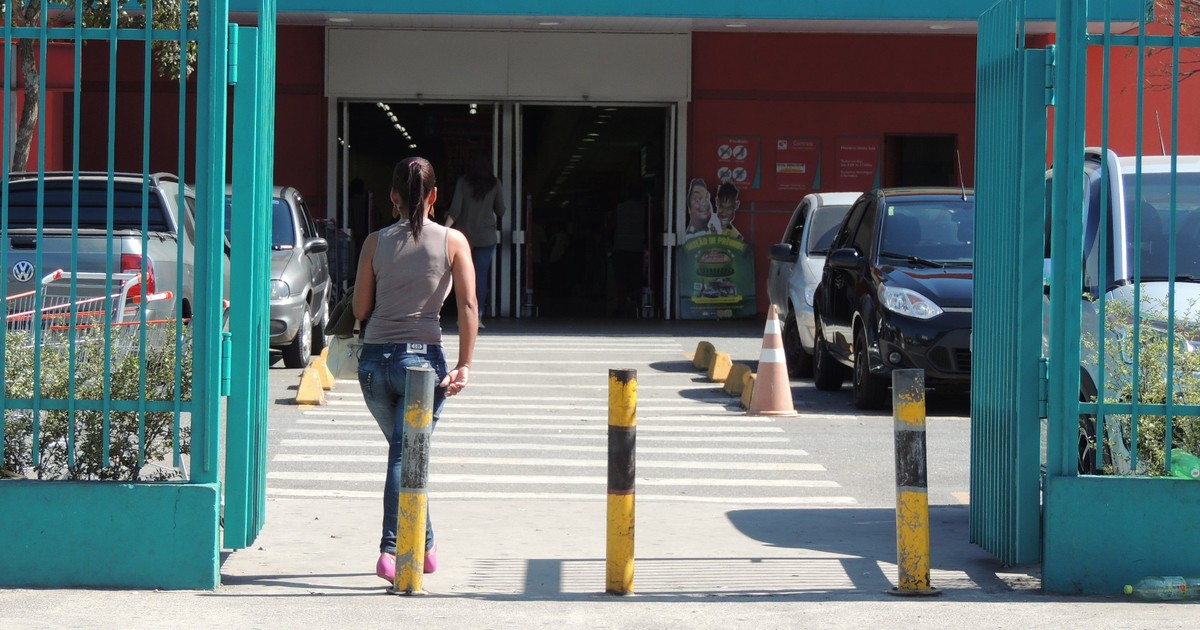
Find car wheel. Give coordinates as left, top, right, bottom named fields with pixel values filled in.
left=1077, top=412, right=1115, bottom=475
left=783, top=310, right=813, bottom=378
left=812, top=322, right=845, bottom=392
left=283, top=309, right=312, bottom=369
left=311, top=304, right=329, bottom=356
left=852, top=329, right=890, bottom=410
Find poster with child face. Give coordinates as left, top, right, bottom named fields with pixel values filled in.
left=677, top=176, right=755, bottom=320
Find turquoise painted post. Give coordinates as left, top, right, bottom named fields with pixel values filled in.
left=192, top=0, right=231, bottom=485
left=255, top=0, right=279, bottom=533
left=1046, top=0, right=1087, bottom=480
left=225, top=24, right=265, bottom=549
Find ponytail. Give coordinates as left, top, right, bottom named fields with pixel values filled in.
left=391, top=157, right=437, bottom=242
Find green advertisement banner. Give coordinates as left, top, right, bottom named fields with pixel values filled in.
left=676, top=234, right=756, bottom=319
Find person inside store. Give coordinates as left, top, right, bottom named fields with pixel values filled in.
left=609, top=180, right=648, bottom=316
left=446, top=152, right=506, bottom=328
left=353, top=156, right=478, bottom=584
left=684, top=177, right=720, bottom=241
left=714, top=179, right=744, bottom=240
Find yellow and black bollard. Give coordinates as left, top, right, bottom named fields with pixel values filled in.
left=606, top=368, right=637, bottom=595
left=394, top=366, right=435, bottom=595
left=888, top=368, right=939, bottom=596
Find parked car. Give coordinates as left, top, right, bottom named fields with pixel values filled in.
left=767, top=192, right=860, bottom=377
left=225, top=185, right=331, bottom=368
left=812, top=187, right=976, bottom=409
left=3, top=172, right=227, bottom=325
left=1046, top=150, right=1200, bottom=474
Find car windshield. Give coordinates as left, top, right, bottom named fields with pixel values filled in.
left=878, top=200, right=975, bottom=266
left=1121, top=171, right=1200, bottom=281
left=5, top=181, right=171, bottom=231
left=224, top=197, right=296, bottom=249
left=806, top=204, right=852, bottom=255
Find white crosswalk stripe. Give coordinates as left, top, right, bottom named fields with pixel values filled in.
left=269, top=333, right=856, bottom=506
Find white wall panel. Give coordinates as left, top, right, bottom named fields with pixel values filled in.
left=327, top=29, right=690, bottom=102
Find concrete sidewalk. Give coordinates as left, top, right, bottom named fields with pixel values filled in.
left=2, top=318, right=1194, bottom=627
left=2, top=493, right=1193, bottom=629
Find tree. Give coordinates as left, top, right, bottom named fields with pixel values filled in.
left=2, top=1, right=198, bottom=171
left=1136, top=0, right=1200, bottom=89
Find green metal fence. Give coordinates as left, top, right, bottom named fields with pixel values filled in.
left=0, top=1, right=274, bottom=589
left=1042, top=0, right=1200, bottom=595
left=974, top=0, right=1200, bottom=594
left=971, top=0, right=1048, bottom=567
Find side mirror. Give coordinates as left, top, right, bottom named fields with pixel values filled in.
left=826, top=247, right=860, bottom=269
left=768, top=243, right=798, bottom=263
left=305, top=237, right=329, bottom=254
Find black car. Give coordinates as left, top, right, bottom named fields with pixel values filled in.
left=812, top=187, right=975, bottom=409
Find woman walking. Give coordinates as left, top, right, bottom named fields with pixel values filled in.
left=446, top=152, right=506, bottom=326
left=353, top=157, right=479, bottom=582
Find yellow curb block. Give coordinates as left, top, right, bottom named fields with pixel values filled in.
left=296, top=365, right=326, bottom=405
left=724, top=363, right=752, bottom=396
left=691, top=341, right=715, bottom=370
left=707, top=351, right=732, bottom=383
left=740, top=372, right=756, bottom=409
left=313, top=348, right=335, bottom=390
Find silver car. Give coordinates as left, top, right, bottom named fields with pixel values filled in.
left=766, top=191, right=860, bottom=377
left=226, top=186, right=331, bottom=368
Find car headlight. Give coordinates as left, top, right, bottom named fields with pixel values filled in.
left=879, top=286, right=943, bottom=319
left=270, top=279, right=292, bottom=300
left=803, top=287, right=815, bottom=307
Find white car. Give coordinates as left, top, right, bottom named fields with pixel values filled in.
left=767, top=191, right=861, bottom=377
left=1046, top=150, right=1200, bottom=474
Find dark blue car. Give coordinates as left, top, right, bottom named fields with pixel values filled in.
left=812, top=188, right=975, bottom=409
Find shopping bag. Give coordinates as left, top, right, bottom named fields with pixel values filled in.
left=327, top=333, right=362, bottom=380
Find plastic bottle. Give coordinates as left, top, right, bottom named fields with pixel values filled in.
left=1123, top=576, right=1200, bottom=600
left=1170, top=451, right=1200, bottom=480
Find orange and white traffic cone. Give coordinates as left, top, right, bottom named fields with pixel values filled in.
left=746, top=305, right=798, bottom=416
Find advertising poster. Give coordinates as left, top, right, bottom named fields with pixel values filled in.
left=676, top=233, right=756, bottom=320
left=836, top=136, right=881, bottom=191
left=715, top=135, right=761, bottom=190
left=775, top=137, right=821, bottom=191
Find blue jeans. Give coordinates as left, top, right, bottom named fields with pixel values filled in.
left=473, top=244, right=497, bottom=313
left=358, top=342, right=447, bottom=555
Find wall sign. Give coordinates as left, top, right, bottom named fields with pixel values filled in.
left=836, top=136, right=881, bottom=191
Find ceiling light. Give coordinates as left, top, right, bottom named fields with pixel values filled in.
left=602, top=107, right=617, bottom=112
left=409, top=143, right=417, bottom=149
left=538, top=21, right=560, bottom=26
left=329, top=17, right=352, bottom=24
left=394, top=124, right=401, bottom=130
left=929, top=24, right=953, bottom=30
left=583, top=138, right=596, bottom=142
left=725, top=22, right=748, bottom=28
left=587, top=132, right=600, bottom=137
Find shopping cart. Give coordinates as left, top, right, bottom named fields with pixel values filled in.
left=5, top=269, right=173, bottom=334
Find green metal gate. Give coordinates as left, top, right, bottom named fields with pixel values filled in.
left=0, top=1, right=274, bottom=589
left=977, top=0, right=1200, bottom=594
left=971, top=0, right=1048, bottom=568
left=1042, top=0, right=1200, bottom=594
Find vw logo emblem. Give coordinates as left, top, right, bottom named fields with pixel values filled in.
left=11, top=261, right=34, bottom=283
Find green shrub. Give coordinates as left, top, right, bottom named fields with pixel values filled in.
left=1085, top=296, right=1200, bottom=475
left=2, top=324, right=192, bottom=481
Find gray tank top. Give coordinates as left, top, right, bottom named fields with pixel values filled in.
left=363, top=219, right=453, bottom=345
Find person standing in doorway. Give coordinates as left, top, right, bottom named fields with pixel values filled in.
left=610, top=181, right=648, bottom=316
left=354, top=156, right=479, bottom=584
left=446, top=152, right=506, bottom=327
